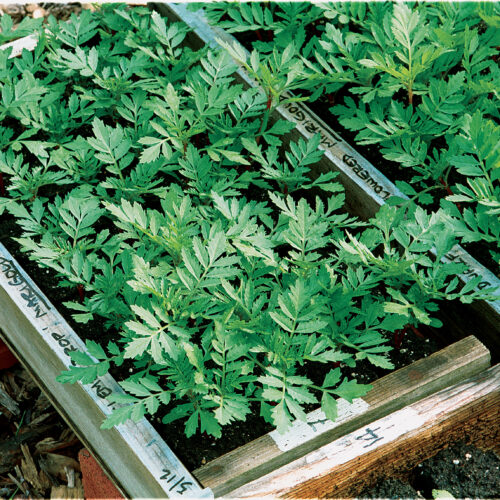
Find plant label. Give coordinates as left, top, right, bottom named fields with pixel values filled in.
left=270, top=398, right=369, bottom=452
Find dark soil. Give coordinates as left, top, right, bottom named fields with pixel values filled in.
left=360, top=442, right=500, bottom=499
left=361, top=478, right=423, bottom=499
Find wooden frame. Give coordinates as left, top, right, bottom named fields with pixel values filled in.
left=0, top=243, right=493, bottom=497
left=156, top=3, right=500, bottom=355
left=192, top=335, right=491, bottom=496
left=1, top=15, right=498, bottom=498
left=227, top=364, right=500, bottom=498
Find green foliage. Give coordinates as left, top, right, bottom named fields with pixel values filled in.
left=203, top=1, right=500, bottom=270
left=1, top=5, right=496, bottom=440
left=0, top=15, right=43, bottom=45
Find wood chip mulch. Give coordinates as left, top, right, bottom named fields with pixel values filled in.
left=0, top=365, right=84, bottom=499
left=0, top=4, right=85, bottom=24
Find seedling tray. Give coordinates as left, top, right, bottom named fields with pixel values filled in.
left=156, top=3, right=500, bottom=355
left=0, top=17, right=498, bottom=499
left=0, top=242, right=494, bottom=497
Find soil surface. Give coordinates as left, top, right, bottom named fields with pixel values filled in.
left=360, top=442, right=500, bottom=499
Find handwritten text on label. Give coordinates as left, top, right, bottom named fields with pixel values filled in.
left=0, top=257, right=48, bottom=318
left=443, top=249, right=495, bottom=291
left=305, top=407, right=424, bottom=466
left=160, top=469, right=194, bottom=495
left=0, top=255, right=119, bottom=409
left=270, top=398, right=369, bottom=452
left=281, top=102, right=393, bottom=201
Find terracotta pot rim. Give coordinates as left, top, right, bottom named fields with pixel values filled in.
left=0, top=339, right=18, bottom=370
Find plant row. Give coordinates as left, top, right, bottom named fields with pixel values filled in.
left=0, top=5, right=495, bottom=438
left=202, top=1, right=500, bottom=273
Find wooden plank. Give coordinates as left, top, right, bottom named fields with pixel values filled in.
left=191, top=335, right=490, bottom=496
left=0, top=244, right=213, bottom=500
left=156, top=2, right=500, bottom=354
left=227, top=364, right=500, bottom=498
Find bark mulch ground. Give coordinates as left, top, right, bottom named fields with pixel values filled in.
left=0, top=359, right=84, bottom=499
left=0, top=3, right=84, bottom=24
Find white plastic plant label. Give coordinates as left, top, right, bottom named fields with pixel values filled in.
left=305, top=406, right=424, bottom=466
left=270, top=398, right=370, bottom=452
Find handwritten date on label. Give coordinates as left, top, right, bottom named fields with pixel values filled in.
left=160, top=469, right=193, bottom=495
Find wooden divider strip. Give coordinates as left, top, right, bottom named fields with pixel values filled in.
left=1, top=34, right=38, bottom=58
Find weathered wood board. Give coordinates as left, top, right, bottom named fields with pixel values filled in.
left=0, top=244, right=213, bottom=499
left=1, top=34, right=38, bottom=58
left=191, top=335, right=490, bottom=496
left=226, top=364, right=500, bottom=498
left=157, top=3, right=500, bottom=354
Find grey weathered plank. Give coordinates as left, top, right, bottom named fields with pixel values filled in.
left=191, top=335, right=490, bottom=496
left=227, top=364, right=500, bottom=498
